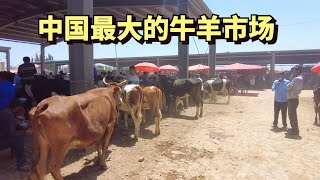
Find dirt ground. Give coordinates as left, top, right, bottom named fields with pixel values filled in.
left=1, top=89, right=320, bottom=180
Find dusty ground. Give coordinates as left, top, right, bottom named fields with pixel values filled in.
left=1, top=89, right=319, bottom=180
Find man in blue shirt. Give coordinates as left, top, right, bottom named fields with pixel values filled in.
left=0, top=72, right=15, bottom=109
left=125, top=66, right=140, bottom=85
left=0, top=72, right=28, bottom=172
left=272, top=72, right=290, bottom=128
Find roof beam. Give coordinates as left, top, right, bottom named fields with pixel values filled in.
left=2, top=26, right=38, bottom=36
left=101, top=8, right=127, bottom=21
left=0, top=32, right=45, bottom=43
left=93, top=0, right=178, bottom=8
left=123, top=8, right=145, bottom=20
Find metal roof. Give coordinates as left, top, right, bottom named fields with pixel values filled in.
left=39, top=49, right=320, bottom=67
left=0, top=0, right=212, bottom=44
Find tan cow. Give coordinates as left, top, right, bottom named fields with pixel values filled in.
left=142, top=86, right=163, bottom=135
left=119, top=84, right=144, bottom=141
left=28, top=81, right=126, bottom=180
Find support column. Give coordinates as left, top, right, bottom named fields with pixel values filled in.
left=53, top=62, right=57, bottom=74
left=115, top=45, right=119, bottom=75
left=271, top=52, right=276, bottom=81
left=6, top=50, right=10, bottom=71
left=176, top=0, right=190, bottom=110
left=156, top=57, right=160, bottom=66
left=177, top=0, right=189, bottom=79
left=40, top=44, right=45, bottom=74
left=208, top=45, right=216, bottom=78
left=68, top=0, right=93, bottom=95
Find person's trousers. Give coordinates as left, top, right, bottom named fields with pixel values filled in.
left=288, top=99, right=300, bottom=135
left=0, top=109, right=26, bottom=167
left=273, top=101, right=288, bottom=127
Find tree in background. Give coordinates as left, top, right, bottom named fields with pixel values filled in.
left=33, top=53, right=54, bottom=62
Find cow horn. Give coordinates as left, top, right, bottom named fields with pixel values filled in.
left=118, top=80, right=128, bottom=87
left=103, top=76, right=110, bottom=86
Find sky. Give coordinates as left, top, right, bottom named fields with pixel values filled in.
left=0, top=0, right=319, bottom=68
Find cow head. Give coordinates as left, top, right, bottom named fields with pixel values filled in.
left=105, top=80, right=127, bottom=107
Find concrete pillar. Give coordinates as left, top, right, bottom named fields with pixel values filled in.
left=208, top=45, right=216, bottom=78
left=156, top=57, right=160, bottom=66
left=271, top=52, right=276, bottom=81
left=40, top=44, right=45, bottom=74
left=177, top=0, right=189, bottom=79
left=6, top=50, right=10, bottom=71
left=115, top=44, right=119, bottom=75
left=53, top=62, right=57, bottom=74
left=67, top=0, right=93, bottom=95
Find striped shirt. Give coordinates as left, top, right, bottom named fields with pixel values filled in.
left=286, top=75, right=303, bottom=99
left=18, top=62, right=37, bottom=80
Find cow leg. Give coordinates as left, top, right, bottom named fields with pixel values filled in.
left=48, top=145, right=69, bottom=180
left=175, top=98, right=179, bottom=113
left=99, top=121, right=115, bottom=170
left=315, top=104, right=318, bottom=124
left=142, top=109, right=146, bottom=126
left=195, top=105, right=199, bottom=119
left=34, top=135, right=50, bottom=180
left=132, top=107, right=142, bottom=141
left=154, top=108, right=161, bottom=135
left=226, top=90, right=231, bottom=104
left=94, top=142, right=102, bottom=166
left=124, top=112, right=129, bottom=130
left=209, top=93, right=214, bottom=103
left=318, top=108, right=320, bottom=125
left=200, top=100, right=204, bottom=118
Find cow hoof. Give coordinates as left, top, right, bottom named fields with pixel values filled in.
left=155, top=131, right=160, bottom=135
left=99, top=164, right=107, bottom=170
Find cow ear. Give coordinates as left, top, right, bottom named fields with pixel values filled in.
left=113, top=86, right=121, bottom=93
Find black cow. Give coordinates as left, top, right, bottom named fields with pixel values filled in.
left=30, top=78, right=70, bottom=103
left=157, top=75, right=203, bottom=119
left=203, top=79, right=232, bottom=104
left=314, top=88, right=320, bottom=125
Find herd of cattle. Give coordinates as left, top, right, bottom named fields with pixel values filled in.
left=2, top=71, right=232, bottom=180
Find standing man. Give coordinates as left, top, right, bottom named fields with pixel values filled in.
left=17, top=56, right=37, bottom=108
left=286, top=65, right=304, bottom=136
left=0, top=72, right=28, bottom=172
left=272, top=72, right=290, bottom=129
left=17, top=56, right=37, bottom=86
left=125, top=66, right=139, bottom=85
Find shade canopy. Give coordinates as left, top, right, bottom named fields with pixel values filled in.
left=188, top=64, right=210, bottom=72
left=311, top=62, right=320, bottom=73
left=135, top=62, right=159, bottom=72
left=216, top=63, right=266, bottom=71
left=159, top=65, right=179, bottom=72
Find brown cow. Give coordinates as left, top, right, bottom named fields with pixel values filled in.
left=142, top=86, right=163, bottom=135
left=28, top=81, right=126, bottom=180
left=119, top=84, right=144, bottom=141
left=314, top=88, right=320, bottom=125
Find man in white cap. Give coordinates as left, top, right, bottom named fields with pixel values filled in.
left=286, top=65, right=304, bottom=136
